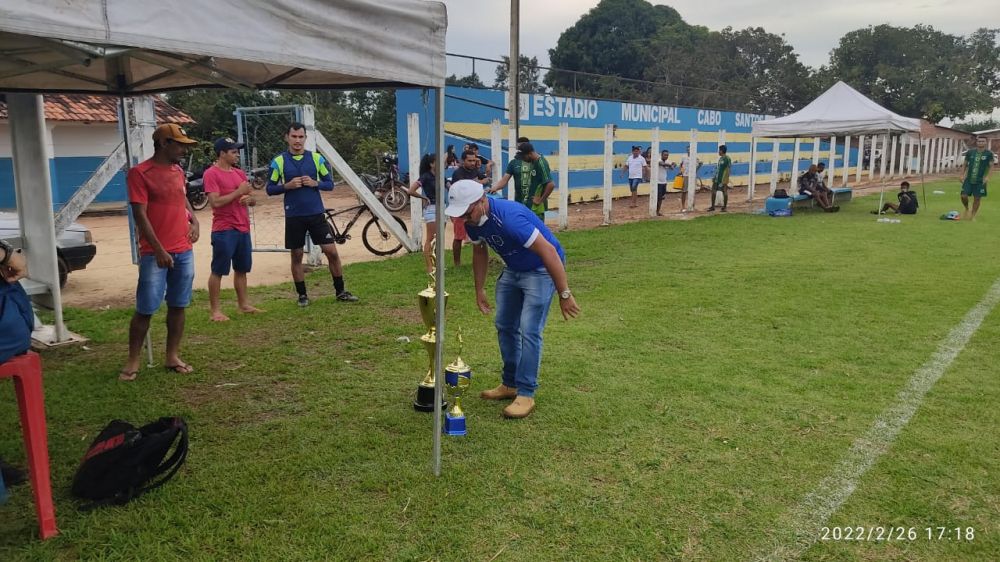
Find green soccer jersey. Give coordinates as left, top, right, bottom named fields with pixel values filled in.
left=714, top=155, right=732, bottom=186
left=505, top=155, right=553, bottom=215
left=964, top=150, right=994, bottom=185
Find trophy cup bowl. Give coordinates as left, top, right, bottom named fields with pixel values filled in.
left=443, top=354, right=472, bottom=435
left=413, top=284, right=449, bottom=412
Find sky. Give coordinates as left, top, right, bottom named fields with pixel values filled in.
left=442, top=0, right=1000, bottom=76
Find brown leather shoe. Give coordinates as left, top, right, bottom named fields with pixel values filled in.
left=502, top=396, right=536, bottom=419
left=480, top=384, right=517, bottom=400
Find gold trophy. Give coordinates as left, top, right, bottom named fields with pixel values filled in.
left=444, top=330, right=472, bottom=435
left=413, top=249, right=448, bottom=412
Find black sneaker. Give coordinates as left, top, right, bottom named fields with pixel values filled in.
left=720, top=207, right=727, bottom=213
left=336, top=291, right=359, bottom=302
left=297, top=295, right=310, bottom=307
left=707, top=206, right=716, bottom=211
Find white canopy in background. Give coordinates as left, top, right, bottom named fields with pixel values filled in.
left=752, top=81, right=921, bottom=138
left=0, top=0, right=447, bottom=93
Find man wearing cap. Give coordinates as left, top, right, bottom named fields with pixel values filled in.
left=445, top=180, right=581, bottom=419
left=119, top=124, right=200, bottom=381
left=266, top=122, right=358, bottom=306
left=204, top=137, right=263, bottom=321
left=448, top=149, right=489, bottom=266
left=490, top=142, right=555, bottom=220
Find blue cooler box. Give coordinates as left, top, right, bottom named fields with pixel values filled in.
left=766, top=197, right=792, bottom=216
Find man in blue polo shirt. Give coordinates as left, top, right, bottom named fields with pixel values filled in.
left=266, top=122, right=358, bottom=306
left=445, top=180, right=581, bottom=419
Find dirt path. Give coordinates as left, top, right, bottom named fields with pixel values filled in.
left=61, top=175, right=950, bottom=309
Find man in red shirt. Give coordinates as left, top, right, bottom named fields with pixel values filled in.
left=119, top=124, right=200, bottom=381
left=204, top=137, right=262, bottom=321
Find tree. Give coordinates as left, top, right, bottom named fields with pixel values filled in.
left=493, top=55, right=545, bottom=93
left=953, top=119, right=1000, bottom=133
left=545, top=0, right=682, bottom=97
left=825, top=25, right=1000, bottom=122
left=446, top=73, right=486, bottom=88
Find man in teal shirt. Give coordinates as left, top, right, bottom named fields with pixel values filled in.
left=708, top=145, right=732, bottom=212
left=491, top=142, right=555, bottom=220
left=960, top=136, right=994, bottom=221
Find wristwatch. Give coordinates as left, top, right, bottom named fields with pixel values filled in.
left=559, top=288, right=572, bottom=300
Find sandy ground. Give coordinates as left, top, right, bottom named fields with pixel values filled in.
left=59, top=177, right=925, bottom=309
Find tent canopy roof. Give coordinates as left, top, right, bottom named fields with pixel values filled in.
left=0, top=0, right=447, bottom=94
left=752, top=81, right=921, bottom=138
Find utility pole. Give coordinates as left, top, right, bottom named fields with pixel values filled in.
left=509, top=0, right=520, bottom=142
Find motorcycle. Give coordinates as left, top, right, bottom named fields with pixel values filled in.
left=185, top=168, right=209, bottom=211
left=248, top=165, right=270, bottom=190
left=359, top=152, right=409, bottom=212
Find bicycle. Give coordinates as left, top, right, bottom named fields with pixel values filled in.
left=324, top=204, right=408, bottom=256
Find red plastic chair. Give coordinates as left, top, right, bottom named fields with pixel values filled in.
left=0, top=351, right=58, bottom=539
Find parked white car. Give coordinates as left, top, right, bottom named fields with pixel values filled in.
left=0, top=212, right=97, bottom=288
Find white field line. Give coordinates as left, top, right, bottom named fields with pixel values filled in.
left=760, top=276, right=1000, bottom=561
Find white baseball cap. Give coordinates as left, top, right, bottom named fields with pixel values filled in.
left=444, top=180, right=485, bottom=217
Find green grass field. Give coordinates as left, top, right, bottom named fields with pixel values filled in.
left=1, top=179, right=997, bottom=561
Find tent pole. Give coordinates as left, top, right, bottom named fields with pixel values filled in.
left=876, top=128, right=888, bottom=218
left=919, top=132, right=927, bottom=214
left=119, top=96, right=154, bottom=367
left=432, top=86, right=446, bottom=477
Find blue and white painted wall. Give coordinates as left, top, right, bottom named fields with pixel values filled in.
left=397, top=86, right=862, bottom=203
left=0, top=121, right=127, bottom=210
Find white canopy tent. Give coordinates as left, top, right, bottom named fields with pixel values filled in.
left=1, top=0, right=453, bottom=473
left=751, top=81, right=923, bottom=213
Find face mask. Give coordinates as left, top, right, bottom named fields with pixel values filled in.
left=477, top=212, right=489, bottom=227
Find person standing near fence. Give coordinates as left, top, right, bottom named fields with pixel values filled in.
left=119, top=124, right=200, bottom=381
left=491, top=142, right=555, bottom=220
left=444, top=180, right=580, bottom=419
left=708, top=145, right=732, bottom=212
left=960, top=136, right=994, bottom=221
left=204, top=137, right=263, bottom=321
left=678, top=147, right=699, bottom=212
left=266, top=122, right=359, bottom=306
left=622, top=146, right=648, bottom=208
left=407, top=153, right=438, bottom=273
left=654, top=149, right=676, bottom=216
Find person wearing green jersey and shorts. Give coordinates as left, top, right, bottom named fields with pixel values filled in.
left=960, top=137, right=994, bottom=221
left=708, top=145, right=732, bottom=212
left=491, top=142, right=555, bottom=220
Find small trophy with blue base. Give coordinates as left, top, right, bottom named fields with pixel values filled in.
left=443, top=332, right=472, bottom=436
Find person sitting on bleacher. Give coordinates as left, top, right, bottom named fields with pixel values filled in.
left=0, top=239, right=31, bottom=488
left=798, top=164, right=839, bottom=212
left=872, top=181, right=919, bottom=215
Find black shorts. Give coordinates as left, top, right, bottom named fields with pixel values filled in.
left=657, top=183, right=667, bottom=200
left=285, top=213, right=334, bottom=250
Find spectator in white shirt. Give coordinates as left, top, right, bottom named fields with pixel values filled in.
left=621, top=145, right=649, bottom=208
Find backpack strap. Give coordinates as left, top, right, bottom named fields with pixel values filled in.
left=134, top=419, right=189, bottom=497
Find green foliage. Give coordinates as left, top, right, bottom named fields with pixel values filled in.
left=493, top=55, right=545, bottom=93
left=546, top=0, right=682, bottom=98
left=545, top=0, right=812, bottom=112
left=825, top=25, right=1000, bottom=122
left=953, top=119, right=1000, bottom=133
left=446, top=72, right=486, bottom=88
left=165, top=89, right=397, bottom=172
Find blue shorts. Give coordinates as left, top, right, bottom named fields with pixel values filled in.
left=628, top=178, right=642, bottom=192
left=422, top=204, right=437, bottom=224
left=136, top=250, right=195, bottom=315
left=210, top=229, right=252, bottom=276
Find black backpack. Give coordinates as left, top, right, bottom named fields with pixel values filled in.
left=71, top=417, right=188, bottom=510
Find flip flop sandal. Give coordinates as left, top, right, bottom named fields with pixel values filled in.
left=118, top=370, right=138, bottom=382
left=165, top=363, right=194, bottom=374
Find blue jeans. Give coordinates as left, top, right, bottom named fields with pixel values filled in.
left=494, top=268, right=556, bottom=398
left=136, top=250, right=195, bottom=315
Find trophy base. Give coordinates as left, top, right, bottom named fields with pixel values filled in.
left=444, top=412, right=467, bottom=436
left=413, top=384, right=447, bottom=412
